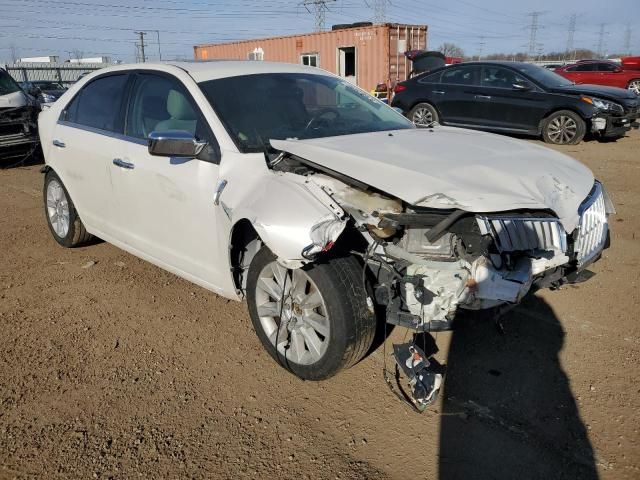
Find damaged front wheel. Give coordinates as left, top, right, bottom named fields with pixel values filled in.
left=246, top=247, right=377, bottom=380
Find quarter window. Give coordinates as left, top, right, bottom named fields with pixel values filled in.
left=301, top=53, right=319, bottom=67
left=64, top=74, right=128, bottom=132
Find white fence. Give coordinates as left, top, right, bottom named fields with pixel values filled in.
left=4, top=62, right=116, bottom=86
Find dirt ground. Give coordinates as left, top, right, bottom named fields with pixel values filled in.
left=1, top=130, right=639, bottom=480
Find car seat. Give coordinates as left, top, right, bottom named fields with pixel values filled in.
left=154, top=89, right=197, bottom=133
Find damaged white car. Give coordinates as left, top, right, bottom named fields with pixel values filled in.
left=38, top=62, right=613, bottom=383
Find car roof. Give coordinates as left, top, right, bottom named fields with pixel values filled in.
left=84, top=60, right=330, bottom=83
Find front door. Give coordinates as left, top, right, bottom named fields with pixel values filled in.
left=475, top=65, right=549, bottom=132
left=111, top=72, right=225, bottom=288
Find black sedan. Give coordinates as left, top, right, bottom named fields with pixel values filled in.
left=391, top=61, right=639, bottom=145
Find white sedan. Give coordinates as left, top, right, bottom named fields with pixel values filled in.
left=38, top=61, right=612, bottom=389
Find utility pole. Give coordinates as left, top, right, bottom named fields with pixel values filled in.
left=477, top=36, right=486, bottom=61
left=596, top=23, right=607, bottom=58
left=302, top=0, right=335, bottom=31
left=565, top=14, right=576, bottom=61
left=526, top=12, right=543, bottom=61
left=135, top=31, right=147, bottom=63
left=623, top=24, right=631, bottom=56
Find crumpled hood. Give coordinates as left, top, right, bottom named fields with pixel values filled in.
left=271, top=127, right=595, bottom=232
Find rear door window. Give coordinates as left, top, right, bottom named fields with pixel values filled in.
left=0, top=69, right=21, bottom=95
left=440, top=66, right=480, bottom=86
left=566, top=63, right=596, bottom=72
left=596, top=63, right=619, bottom=72
left=64, top=74, right=128, bottom=133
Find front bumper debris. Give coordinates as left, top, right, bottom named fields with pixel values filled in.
left=592, top=111, right=640, bottom=137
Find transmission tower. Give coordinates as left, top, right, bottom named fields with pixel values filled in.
left=302, top=0, right=335, bottom=31
left=623, top=24, right=632, bottom=56
left=565, top=14, right=576, bottom=60
left=366, top=0, right=389, bottom=23
left=526, top=12, right=544, bottom=60
left=596, top=23, right=608, bottom=58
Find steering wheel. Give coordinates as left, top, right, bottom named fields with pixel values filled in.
left=305, top=108, right=340, bottom=132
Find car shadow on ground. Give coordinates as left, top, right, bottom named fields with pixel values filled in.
left=437, top=294, right=599, bottom=480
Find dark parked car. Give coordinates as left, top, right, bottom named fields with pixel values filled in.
left=392, top=61, right=639, bottom=145
left=1, top=68, right=40, bottom=161
left=20, top=80, right=67, bottom=104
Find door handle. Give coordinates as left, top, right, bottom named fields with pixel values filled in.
left=52, top=139, right=65, bottom=148
left=474, top=95, right=492, bottom=100
left=432, top=90, right=445, bottom=95
left=213, top=179, right=228, bottom=206
left=112, top=158, right=135, bottom=170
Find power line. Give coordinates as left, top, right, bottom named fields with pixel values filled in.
left=301, top=0, right=336, bottom=31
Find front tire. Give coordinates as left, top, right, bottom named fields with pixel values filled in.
left=246, top=247, right=376, bottom=380
left=409, top=102, right=439, bottom=127
left=542, top=110, right=586, bottom=145
left=44, top=170, right=92, bottom=248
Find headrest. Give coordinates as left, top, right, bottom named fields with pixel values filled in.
left=166, top=89, right=197, bottom=120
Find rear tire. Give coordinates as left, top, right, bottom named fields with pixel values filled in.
left=409, top=102, right=439, bottom=127
left=43, top=170, right=92, bottom=248
left=627, top=79, right=640, bottom=95
left=541, top=110, right=586, bottom=145
left=246, top=247, right=376, bottom=380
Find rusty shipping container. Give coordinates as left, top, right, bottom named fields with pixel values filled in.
left=193, top=23, right=428, bottom=92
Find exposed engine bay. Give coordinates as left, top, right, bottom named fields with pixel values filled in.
left=269, top=150, right=613, bottom=332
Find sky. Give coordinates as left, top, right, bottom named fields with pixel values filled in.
left=1, top=0, right=638, bottom=63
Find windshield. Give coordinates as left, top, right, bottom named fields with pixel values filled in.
left=0, top=69, right=21, bottom=96
left=513, top=63, right=573, bottom=88
left=199, top=73, right=414, bottom=153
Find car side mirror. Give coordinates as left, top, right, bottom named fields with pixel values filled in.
left=512, top=81, right=533, bottom=91
left=148, top=130, right=207, bottom=158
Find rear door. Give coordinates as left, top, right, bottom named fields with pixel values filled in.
left=49, top=73, right=129, bottom=236
left=475, top=65, right=549, bottom=132
left=111, top=71, right=226, bottom=288
left=428, top=65, right=483, bottom=125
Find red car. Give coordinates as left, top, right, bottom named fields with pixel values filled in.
left=555, top=59, right=640, bottom=95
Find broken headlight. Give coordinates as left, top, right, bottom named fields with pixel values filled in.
left=398, top=227, right=455, bottom=259
left=301, top=217, right=346, bottom=259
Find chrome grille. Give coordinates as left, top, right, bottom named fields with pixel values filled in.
left=477, top=216, right=567, bottom=253
left=575, top=183, right=608, bottom=266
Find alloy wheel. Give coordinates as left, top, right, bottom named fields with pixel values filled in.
left=628, top=80, right=640, bottom=95
left=547, top=115, right=578, bottom=144
left=46, top=179, right=70, bottom=238
left=412, top=107, right=434, bottom=127
left=254, top=261, right=330, bottom=365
